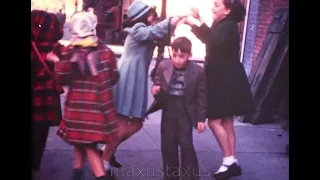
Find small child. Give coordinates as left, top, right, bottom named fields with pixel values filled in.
left=151, top=37, right=207, bottom=180
left=47, top=11, right=119, bottom=180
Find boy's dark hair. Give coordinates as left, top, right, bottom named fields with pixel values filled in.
left=171, top=37, right=192, bottom=54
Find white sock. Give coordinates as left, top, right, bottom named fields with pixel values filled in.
left=103, top=160, right=110, bottom=170
left=100, top=145, right=106, bottom=151
left=215, top=156, right=236, bottom=173
left=235, top=159, right=239, bottom=165
left=223, top=156, right=236, bottom=166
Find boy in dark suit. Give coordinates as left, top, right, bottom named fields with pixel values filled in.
left=151, top=37, right=207, bottom=180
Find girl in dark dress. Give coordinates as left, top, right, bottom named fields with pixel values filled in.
left=183, top=0, right=255, bottom=179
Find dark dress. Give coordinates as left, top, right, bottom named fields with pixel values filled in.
left=191, top=17, right=255, bottom=119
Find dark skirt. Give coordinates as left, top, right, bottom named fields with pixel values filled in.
left=206, top=62, right=255, bottom=120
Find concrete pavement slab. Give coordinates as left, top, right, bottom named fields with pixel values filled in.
left=116, top=128, right=159, bottom=151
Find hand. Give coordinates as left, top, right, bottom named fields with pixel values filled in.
left=191, top=7, right=200, bottom=20
left=197, top=122, right=206, bottom=133
left=181, top=16, right=198, bottom=26
left=178, top=9, right=195, bottom=19
left=151, top=85, right=161, bottom=95
left=46, top=52, right=60, bottom=63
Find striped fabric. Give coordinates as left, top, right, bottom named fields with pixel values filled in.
left=56, top=43, right=120, bottom=145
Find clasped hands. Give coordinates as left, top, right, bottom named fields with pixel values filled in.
left=178, top=7, right=203, bottom=27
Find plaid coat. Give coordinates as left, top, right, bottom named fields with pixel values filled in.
left=31, top=10, right=64, bottom=126
left=56, top=43, right=120, bottom=145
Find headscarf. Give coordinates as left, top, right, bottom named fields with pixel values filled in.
left=69, top=11, right=98, bottom=47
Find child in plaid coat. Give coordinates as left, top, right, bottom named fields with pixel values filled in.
left=47, top=11, right=119, bottom=180
left=31, top=10, right=64, bottom=179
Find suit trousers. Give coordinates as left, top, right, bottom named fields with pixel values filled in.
left=161, top=95, right=200, bottom=180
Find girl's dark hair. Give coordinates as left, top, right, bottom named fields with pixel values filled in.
left=223, top=0, right=246, bottom=22
left=149, top=6, right=158, bottom=18
left=122, top=8, right=156, bottom=28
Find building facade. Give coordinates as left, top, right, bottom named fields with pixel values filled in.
left=242, top=0, right=289, bottom=75
left=31, top=0, right=289, bottom=75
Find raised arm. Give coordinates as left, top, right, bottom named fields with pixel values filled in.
left=53, top=46, right=77, bottom=85
left=129, top=16, right=182, bottom=42
left=191, top=23, right=211, bottom=44
left=210, top=21, right=239, bottom=45
left=183, top=8, right=211, bottom=43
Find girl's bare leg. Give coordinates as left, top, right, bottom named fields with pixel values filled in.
left=72, top=146, right=86, bottom=180
left=74, top=146, right=86, bottom=169
left=208, top=119, right=232, bottom=157
left=208, top=118, right=238, bottom=174
left=221, top=116, right=237, bottom=157
left=102, top=115, right=143, bottom=169
left=85, top=145, right=106, bottom=178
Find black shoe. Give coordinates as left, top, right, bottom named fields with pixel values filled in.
left=95, top=175, right=109, bottom=180
left=213, top=163, right=242, bottom=179
left=98, top=150, right=122, bottom=168
left=110, top=154, right=122, bottom=168
left=106, top=170, right=117, bottom=180
left=72, top=168, right=84, bottom=180
left=92, top=170, right=117, bottom=180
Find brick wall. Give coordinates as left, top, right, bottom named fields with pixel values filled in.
left=242, top=0, right=259, bottom=76
left=252, top=0, right=288, bottom=66
left=242, top=0, right=288, bottom=76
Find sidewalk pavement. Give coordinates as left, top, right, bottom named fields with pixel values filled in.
left=36, top=77, right=289, bottom=180
left=38, top=124, right=288, bottom=180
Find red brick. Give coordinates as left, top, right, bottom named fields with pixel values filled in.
left=251, top=0, right=288, bottom=70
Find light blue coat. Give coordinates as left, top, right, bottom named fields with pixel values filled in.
left=114, top=18, right=172, bottom=119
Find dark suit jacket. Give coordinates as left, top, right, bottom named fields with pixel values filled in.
left=146, top=60, right=207, bottom=128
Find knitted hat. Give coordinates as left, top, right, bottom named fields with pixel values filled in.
left=70, top=11, right=98, bottom=38
left=127, top=1, right=151, bottom=21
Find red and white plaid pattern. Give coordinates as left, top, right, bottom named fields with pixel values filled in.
left=31, top=10, right=63, bottom=42
left=56, top=43, right=120, bottom=145
left=31, top=10, right=64, bottom=125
